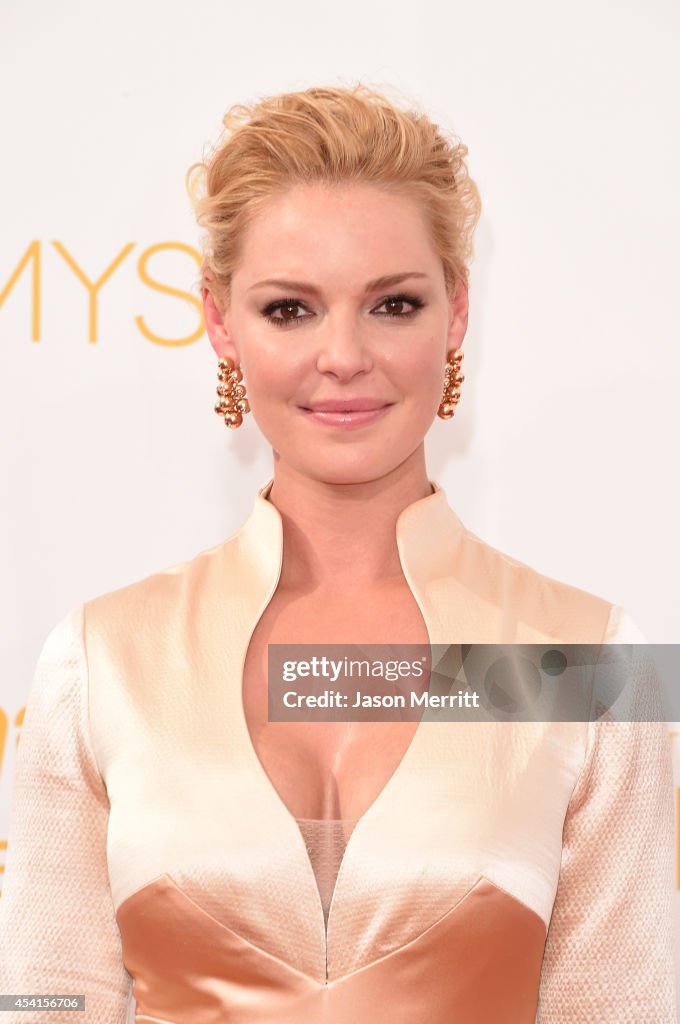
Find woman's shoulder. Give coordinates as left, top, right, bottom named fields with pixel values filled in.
left=454, top=521, right=620, bottom=642
left=82, top=529, right=242, bottom=637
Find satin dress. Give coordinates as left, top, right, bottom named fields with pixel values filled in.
left=0, top=478, right=676, bottom=1023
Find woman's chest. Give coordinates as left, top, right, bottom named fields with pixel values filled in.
left=108, top=703, right=583, bottom=985
left=241, top=584, right=432, bottom=820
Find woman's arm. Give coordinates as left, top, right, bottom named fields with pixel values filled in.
left=0, top=605, right=132, bottom=1022
left=536, top=607, right=678, bottom=1022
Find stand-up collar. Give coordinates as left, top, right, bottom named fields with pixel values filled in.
left=236, top=476, right=468, bottom=601
left=229, top=476, right=612, bottom=646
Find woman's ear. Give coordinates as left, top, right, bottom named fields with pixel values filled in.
left=202, top=277, right=239, bottom=363
left=446, top=278, right=469, bottom=355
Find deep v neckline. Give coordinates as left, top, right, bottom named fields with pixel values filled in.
left=231, top=479, right=441, bottom=970
left=236, top=654, right=437, bottom=979
left=233, top=598, right=436, bottom=950
left=236, top=660, right=436, bottom=932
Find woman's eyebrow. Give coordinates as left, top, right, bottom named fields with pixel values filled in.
left=247, top=271, right=430, bottom=295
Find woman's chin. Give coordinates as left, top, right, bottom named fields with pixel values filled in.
left=287, top=460, right=406, bottom=488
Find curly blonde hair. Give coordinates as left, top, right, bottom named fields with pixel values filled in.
left=186, top=82, right=482, bottom=312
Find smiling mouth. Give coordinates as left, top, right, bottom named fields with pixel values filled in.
left=298, top=405, right=393, bottom=428
left=300, top=400, right=393, bottom=413
left=301, top=406, right=389, bottom=413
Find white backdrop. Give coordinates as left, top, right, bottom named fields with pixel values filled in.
left=1, top=0, right=679, bottom=1011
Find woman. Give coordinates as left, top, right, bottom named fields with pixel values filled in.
left=0, top=83, right=675, bottom=1023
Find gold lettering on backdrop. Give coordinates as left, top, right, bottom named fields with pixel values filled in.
left=52, top=241, right=135, bottom=344
left=0, top=706, right=24, bottom=783
left=135, top=242, right=204, bottom=346
left=0, top=708, right=23, bottom=893
left=1, top=241, right=207, bottom=344
left=0, top=708, right=6, bottom=782
left=0, top=241, right=41, bottom=341
left=15, top=706, right=24, bottom=744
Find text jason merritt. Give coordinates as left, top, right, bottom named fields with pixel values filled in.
left=282, top=690, right=480, bottom=709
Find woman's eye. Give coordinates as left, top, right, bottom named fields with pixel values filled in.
left=260, top=292, right=425, bottom=329
left=374, top=294, right=425, bottom=318
left=261, top=299, right=311, bottom=328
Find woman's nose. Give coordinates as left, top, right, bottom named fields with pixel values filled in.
left=314, top=311, right=374, bottom=379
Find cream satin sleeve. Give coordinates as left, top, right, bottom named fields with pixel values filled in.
left=0, top=605, right=132, bottom=1023
left=536, top=606, right=678, bottom=1022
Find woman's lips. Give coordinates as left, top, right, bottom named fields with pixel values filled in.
left=299, top=404, right=393, bottom=428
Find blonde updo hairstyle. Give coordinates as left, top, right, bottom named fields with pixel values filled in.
left=186, top=82, right=482, bottom=315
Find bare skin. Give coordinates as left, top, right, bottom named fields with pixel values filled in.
left=241, top=578, right=432, bottom=821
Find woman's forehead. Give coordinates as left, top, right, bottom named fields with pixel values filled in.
left=233, top=186, right=438, bottom=289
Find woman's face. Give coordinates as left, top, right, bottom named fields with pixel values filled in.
left=203, top=181, right=468, bottom=486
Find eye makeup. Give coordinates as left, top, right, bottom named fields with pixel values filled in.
left=260, top=293, right=426, bottom=329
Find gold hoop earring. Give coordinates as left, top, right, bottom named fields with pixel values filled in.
left=437, top=349, right=465, bottom=420
left=214, top=357, right=250, bottom=429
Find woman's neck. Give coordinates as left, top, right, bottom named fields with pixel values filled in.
left=266, top=461, right=434, bottom=592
